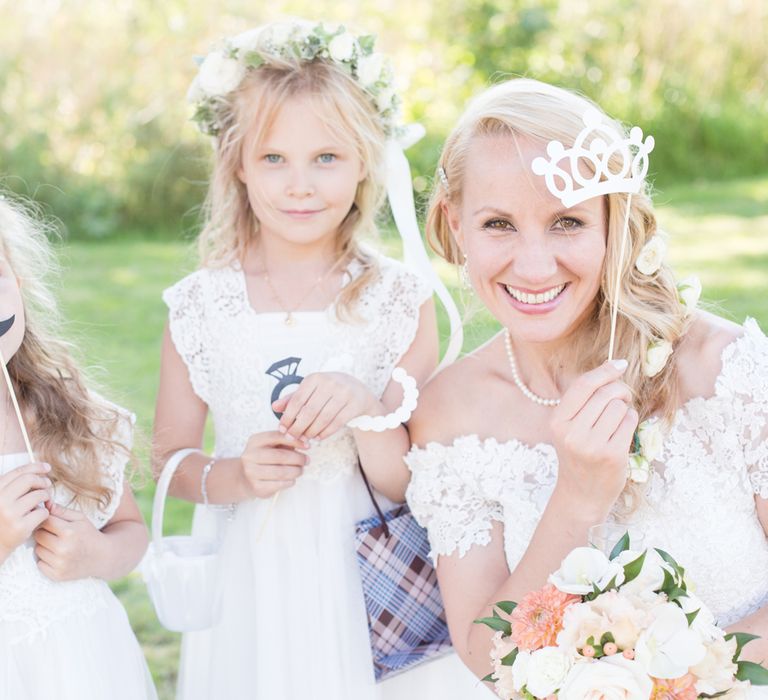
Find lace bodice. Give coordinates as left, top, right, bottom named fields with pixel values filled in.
left=0, top=409, right=134, bottom=641
left=164, top=253, right=432, bottom=482
left=406, top=319, right=768, bottom=628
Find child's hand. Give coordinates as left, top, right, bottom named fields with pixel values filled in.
left=0, top=462, right=53, bottom=563
left=240, top=431, right=307, bottom=499
left=272, top=372, right=380, bottom=443
left=34, top=502, right=104, bottom=582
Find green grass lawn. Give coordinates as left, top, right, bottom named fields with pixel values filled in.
left=56, top=177, right=768, bottom=698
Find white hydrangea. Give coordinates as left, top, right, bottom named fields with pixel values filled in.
left=197, top=50, right=246, bottom=97
left=328, top=32, right=356, bottom=62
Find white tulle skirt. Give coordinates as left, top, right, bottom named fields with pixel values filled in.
left=176, top=474, right=491, bottom=699
left=0, top=581, right=157, bottom=700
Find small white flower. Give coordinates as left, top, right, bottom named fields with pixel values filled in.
left=643, top=339, right=673, bottom=377
left=549, top=547, right=622, bottom=595
left=678, top=275, right=702, bottom=316
left=357, top=52, right=386, bottom=86
left=637, top=419, right=663, bottom=462
left=635, top=602, right=706, bottom=678
left=526, top=647, right=573, bottom=697
left=375, top=86, right=396, bottom=111
left=328, top=32, right=356, bottom=62
left=635, top=235, right=667, bottom=275
left=197, top=50, right=246, bottom=97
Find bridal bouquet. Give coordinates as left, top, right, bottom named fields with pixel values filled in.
left=477, top=535, right=768, bottom=699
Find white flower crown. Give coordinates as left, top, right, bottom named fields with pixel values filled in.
left=187, top=21, right=401, bottom=137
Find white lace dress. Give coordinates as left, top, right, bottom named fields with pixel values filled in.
left=165, top=255, right=488, bottom=700
left=0, top=415, right=157, bottom=700
left=407, top=319, right=768, bottom=696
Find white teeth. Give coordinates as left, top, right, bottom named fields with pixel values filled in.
left=504, top=284, right=565, bottom=305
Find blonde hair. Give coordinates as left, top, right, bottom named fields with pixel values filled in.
left=427, top=80, right=689, bottom=505
left=0, top=194, right=130, bottom=510
left=196, top=28, right=390, bottom=317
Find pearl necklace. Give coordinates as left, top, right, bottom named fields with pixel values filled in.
left=503, top=330, right=561, bottom=407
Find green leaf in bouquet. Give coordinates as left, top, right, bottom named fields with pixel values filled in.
left=473, top=615, right=512, bottom=636
left=600, top=632, right=616, bottom=646
left=660, top=566, right=676, bottom=594
left=622, top=551, right=647, bottom=584
left=666, top=586, right=688, bottom=603
left=609, top=531, right=631, bottom=560
left=495, top=601, right=517, bottom=615
left=481, top=672, right=495, bottom=683
left=684, top=608, right=700, bottom=627
left=501, top=648, right=519, bottom=667
left=655, top=547, right=685, bottom=582
left=736, top=660, right=768, bottom=685
left=725, top=632, right=761, bottom=660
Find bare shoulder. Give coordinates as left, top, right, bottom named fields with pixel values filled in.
left=676, top=310, right=746, bottom=399
left=409, top=334, right=505, bottom=447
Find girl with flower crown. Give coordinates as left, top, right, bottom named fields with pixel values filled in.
left=0, top=195, right=156, bottom=699
left=406, top=79, right=768, bottom=697
left=153, top=19, right=486, bottom=700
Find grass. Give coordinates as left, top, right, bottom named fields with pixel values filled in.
left=55, top=176, right=768, bottom=697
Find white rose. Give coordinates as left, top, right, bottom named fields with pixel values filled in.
left=550, top=547, right=622, bottom=595
left=328, top=32, right=356, bottom=62
left=643, top=340, right=673, bottom=377
left=526, top=647, right=573, bottom=697
left=357, top=52, right=386, bottom=86
left=637, top=419, right=663, bottom=462
left=635, top=235, right=667, bottom=275
left=692, top=635, right=738, bottom=694
left=559, top=656, right=653, bottom=700
left=678, top=276, right=702, bottom=316
left=511, top=650, right=531, bottom=693
left=197, top=50, right=246, bottom=97
left=635, top=602, right=706, bottom=678
left=628, top=454, right=651, bottom=484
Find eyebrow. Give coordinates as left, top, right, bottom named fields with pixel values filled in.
left=472, top=204, right=596, bottom=218
left=472, top=206, right=514, bottom=217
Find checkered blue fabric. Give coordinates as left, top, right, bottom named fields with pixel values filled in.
left=355, top=505, right=453, bottom=681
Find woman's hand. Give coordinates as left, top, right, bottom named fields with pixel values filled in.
left=272, top=372, right=380, bottom=444
left=240, top=431, right=308, bottom=499
left=550, top=359, right=638, bottom=520
left=0, top=462, right=53, bottom=565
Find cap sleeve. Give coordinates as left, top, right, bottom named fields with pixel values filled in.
left=405, top=438, right=504, bottom=564
left=716, top=318, right=768, bottom=498
left=163, top=270, right=212, bottom=404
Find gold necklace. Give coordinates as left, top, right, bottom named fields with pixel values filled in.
left=262, top=254, right=347, bottom=326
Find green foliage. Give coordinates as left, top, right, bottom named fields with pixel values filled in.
left=608, top=531, right=630, bottom=560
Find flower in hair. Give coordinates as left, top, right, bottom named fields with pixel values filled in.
left=643, top=339, right=673, bottom=377
left=627, top=418, right=664, bottom=483
left=677, top=276, right=702, bottom=317
left=188, top=21, right=400, bottom=137
left=635, top=235, right=667, bottom=276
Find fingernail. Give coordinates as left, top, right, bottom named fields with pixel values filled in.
left=610, top=359, right=628, bottom=372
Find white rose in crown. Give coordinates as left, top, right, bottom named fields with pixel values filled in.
left=635, top=235, right=667, bottom=275
left=357, top=52, right=386, bottom=86
left=525, top=647, right=573, bottom=697
left=643, top=339, right=673, bottom=377
left=678, top=275, right=702, bottom=316
left=186, top=77, right=205, bottom=104
left=197, top=50, right=247, bottom=97
left=549, top=548, right=623, bottom=595
left=634, top=602, right=706, bottom=678
left=691, top=635, right=738, bottom=694
left=328, top=32, right=357, bottom=62
left=636, top=419, right=663, bottom=462
left=558, top=656, right=652, bottom=700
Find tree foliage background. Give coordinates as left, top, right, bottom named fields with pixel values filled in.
left=1, top=0, right=766, bottom=239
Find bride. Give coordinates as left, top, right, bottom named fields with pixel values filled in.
left=406, top=79, right=768, bottom=695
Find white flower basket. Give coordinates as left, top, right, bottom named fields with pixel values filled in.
left=142, top=449, right=222, bottom=632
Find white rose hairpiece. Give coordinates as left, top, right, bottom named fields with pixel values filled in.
left=188, top=21, right=401, bottom=137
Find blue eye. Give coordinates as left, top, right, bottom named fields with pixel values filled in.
left=264, top=154, right=283, bottom=164
left=317, top=153, right=336, bottom=164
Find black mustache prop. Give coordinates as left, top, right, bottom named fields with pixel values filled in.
left=0, top=314, right=14, bottom=338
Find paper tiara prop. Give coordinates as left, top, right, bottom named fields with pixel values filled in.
left=531, top=107, right=655, bottom=208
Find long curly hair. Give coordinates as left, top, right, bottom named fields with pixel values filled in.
left=0, top=194, right=130, bottom=510
left=195, top=24, right=391, bottom=318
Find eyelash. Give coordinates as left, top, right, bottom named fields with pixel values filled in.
left=481, top=217, right=585, bottom=232
left=317, top=153, right=336, bottom=164
left=554, top=217, right=584, bottom=231
left=264, top=154, right=283, bottom=164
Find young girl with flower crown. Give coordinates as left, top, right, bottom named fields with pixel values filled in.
left=153, top=19, right=487, bottom=700
left=0, top=195, right=156, bottom=699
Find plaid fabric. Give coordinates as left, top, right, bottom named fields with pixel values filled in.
left=354, top=504, right=453, bottom=682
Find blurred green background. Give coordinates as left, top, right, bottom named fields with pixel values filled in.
left=2, top=0, right=767, bottom=697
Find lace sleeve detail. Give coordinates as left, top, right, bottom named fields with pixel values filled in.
left=163, top=270, right=211, bottom=404
left=405, top=441, right=503, bottom=563
left=360, top=257, right=433, bottom=397
left=716, top=318, right=768, bottom=498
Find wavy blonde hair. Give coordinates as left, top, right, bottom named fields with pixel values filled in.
left=196, top=31, right=390, bottom=317
left=0, top=194, right=130, bottom=510
left=427, top=80, right=690, bottom=506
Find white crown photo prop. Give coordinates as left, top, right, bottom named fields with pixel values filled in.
left=531, top=107, right=655, bottom=207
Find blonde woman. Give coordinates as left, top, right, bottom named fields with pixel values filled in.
left=0, top=194, right=155, bottom=699
left=405, top=79, right=768, bottom=693
left=153, top=19, right=484, bottom=700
